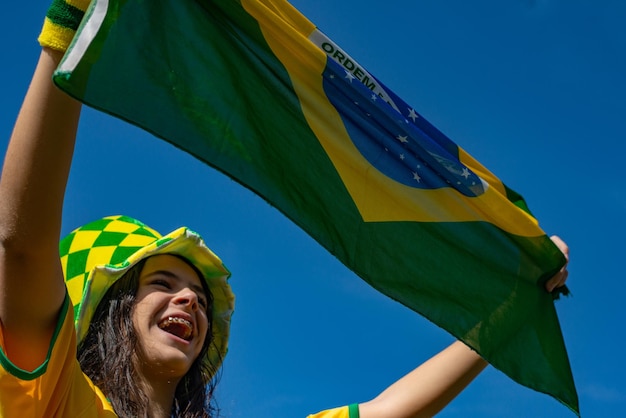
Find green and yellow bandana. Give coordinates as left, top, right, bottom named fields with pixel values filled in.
left=59, top=215, right=234, bottom=377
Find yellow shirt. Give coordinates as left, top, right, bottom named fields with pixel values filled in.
left=0, top=297, right=116, bottom=417
left=308, top=404, right=359, bottom=418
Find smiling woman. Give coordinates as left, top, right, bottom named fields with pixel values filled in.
left=71, top=228, right=232, bottom=417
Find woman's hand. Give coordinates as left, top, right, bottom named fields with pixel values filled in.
left=545, top=235, right=569, bottom=293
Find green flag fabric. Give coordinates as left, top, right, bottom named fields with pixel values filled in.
left=54, top=0, right=578, bottom=413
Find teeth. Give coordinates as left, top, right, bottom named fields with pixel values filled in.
left=168, top=317, right=192, bottom=326
left=159, top=316, right=193, bottom=340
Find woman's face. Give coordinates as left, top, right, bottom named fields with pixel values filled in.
left=132, top=254, right=210, bottom=380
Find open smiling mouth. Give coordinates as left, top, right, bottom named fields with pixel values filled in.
left=158, top=317, right=193, bottom=341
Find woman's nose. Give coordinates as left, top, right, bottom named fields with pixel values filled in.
left=173, top=288, right=199, bottom=311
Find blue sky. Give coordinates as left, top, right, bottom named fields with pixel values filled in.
left=1, top=1, right=624, bottom=417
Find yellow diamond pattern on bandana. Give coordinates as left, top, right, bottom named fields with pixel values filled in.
left=59, top=215, right=162, bottom=319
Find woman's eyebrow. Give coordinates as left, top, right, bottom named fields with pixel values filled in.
left=144, top=270, right=205, bottom=294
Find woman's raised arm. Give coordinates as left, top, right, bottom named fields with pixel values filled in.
left=0, top=47, right=82, bottom=370
left=358, top=341, right=487, bottom=418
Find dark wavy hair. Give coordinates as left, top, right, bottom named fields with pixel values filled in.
left=77, top=257, right=221, bottom=417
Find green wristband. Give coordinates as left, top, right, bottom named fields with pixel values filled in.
left=38, top=0, right=91, bottom=52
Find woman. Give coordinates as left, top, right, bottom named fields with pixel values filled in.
left=0, top=1, right=569, bottom=417
left=62, top=215, right=235, bottom=417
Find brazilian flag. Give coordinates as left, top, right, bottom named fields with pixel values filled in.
left=54, top=0, right=578, bottom=413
